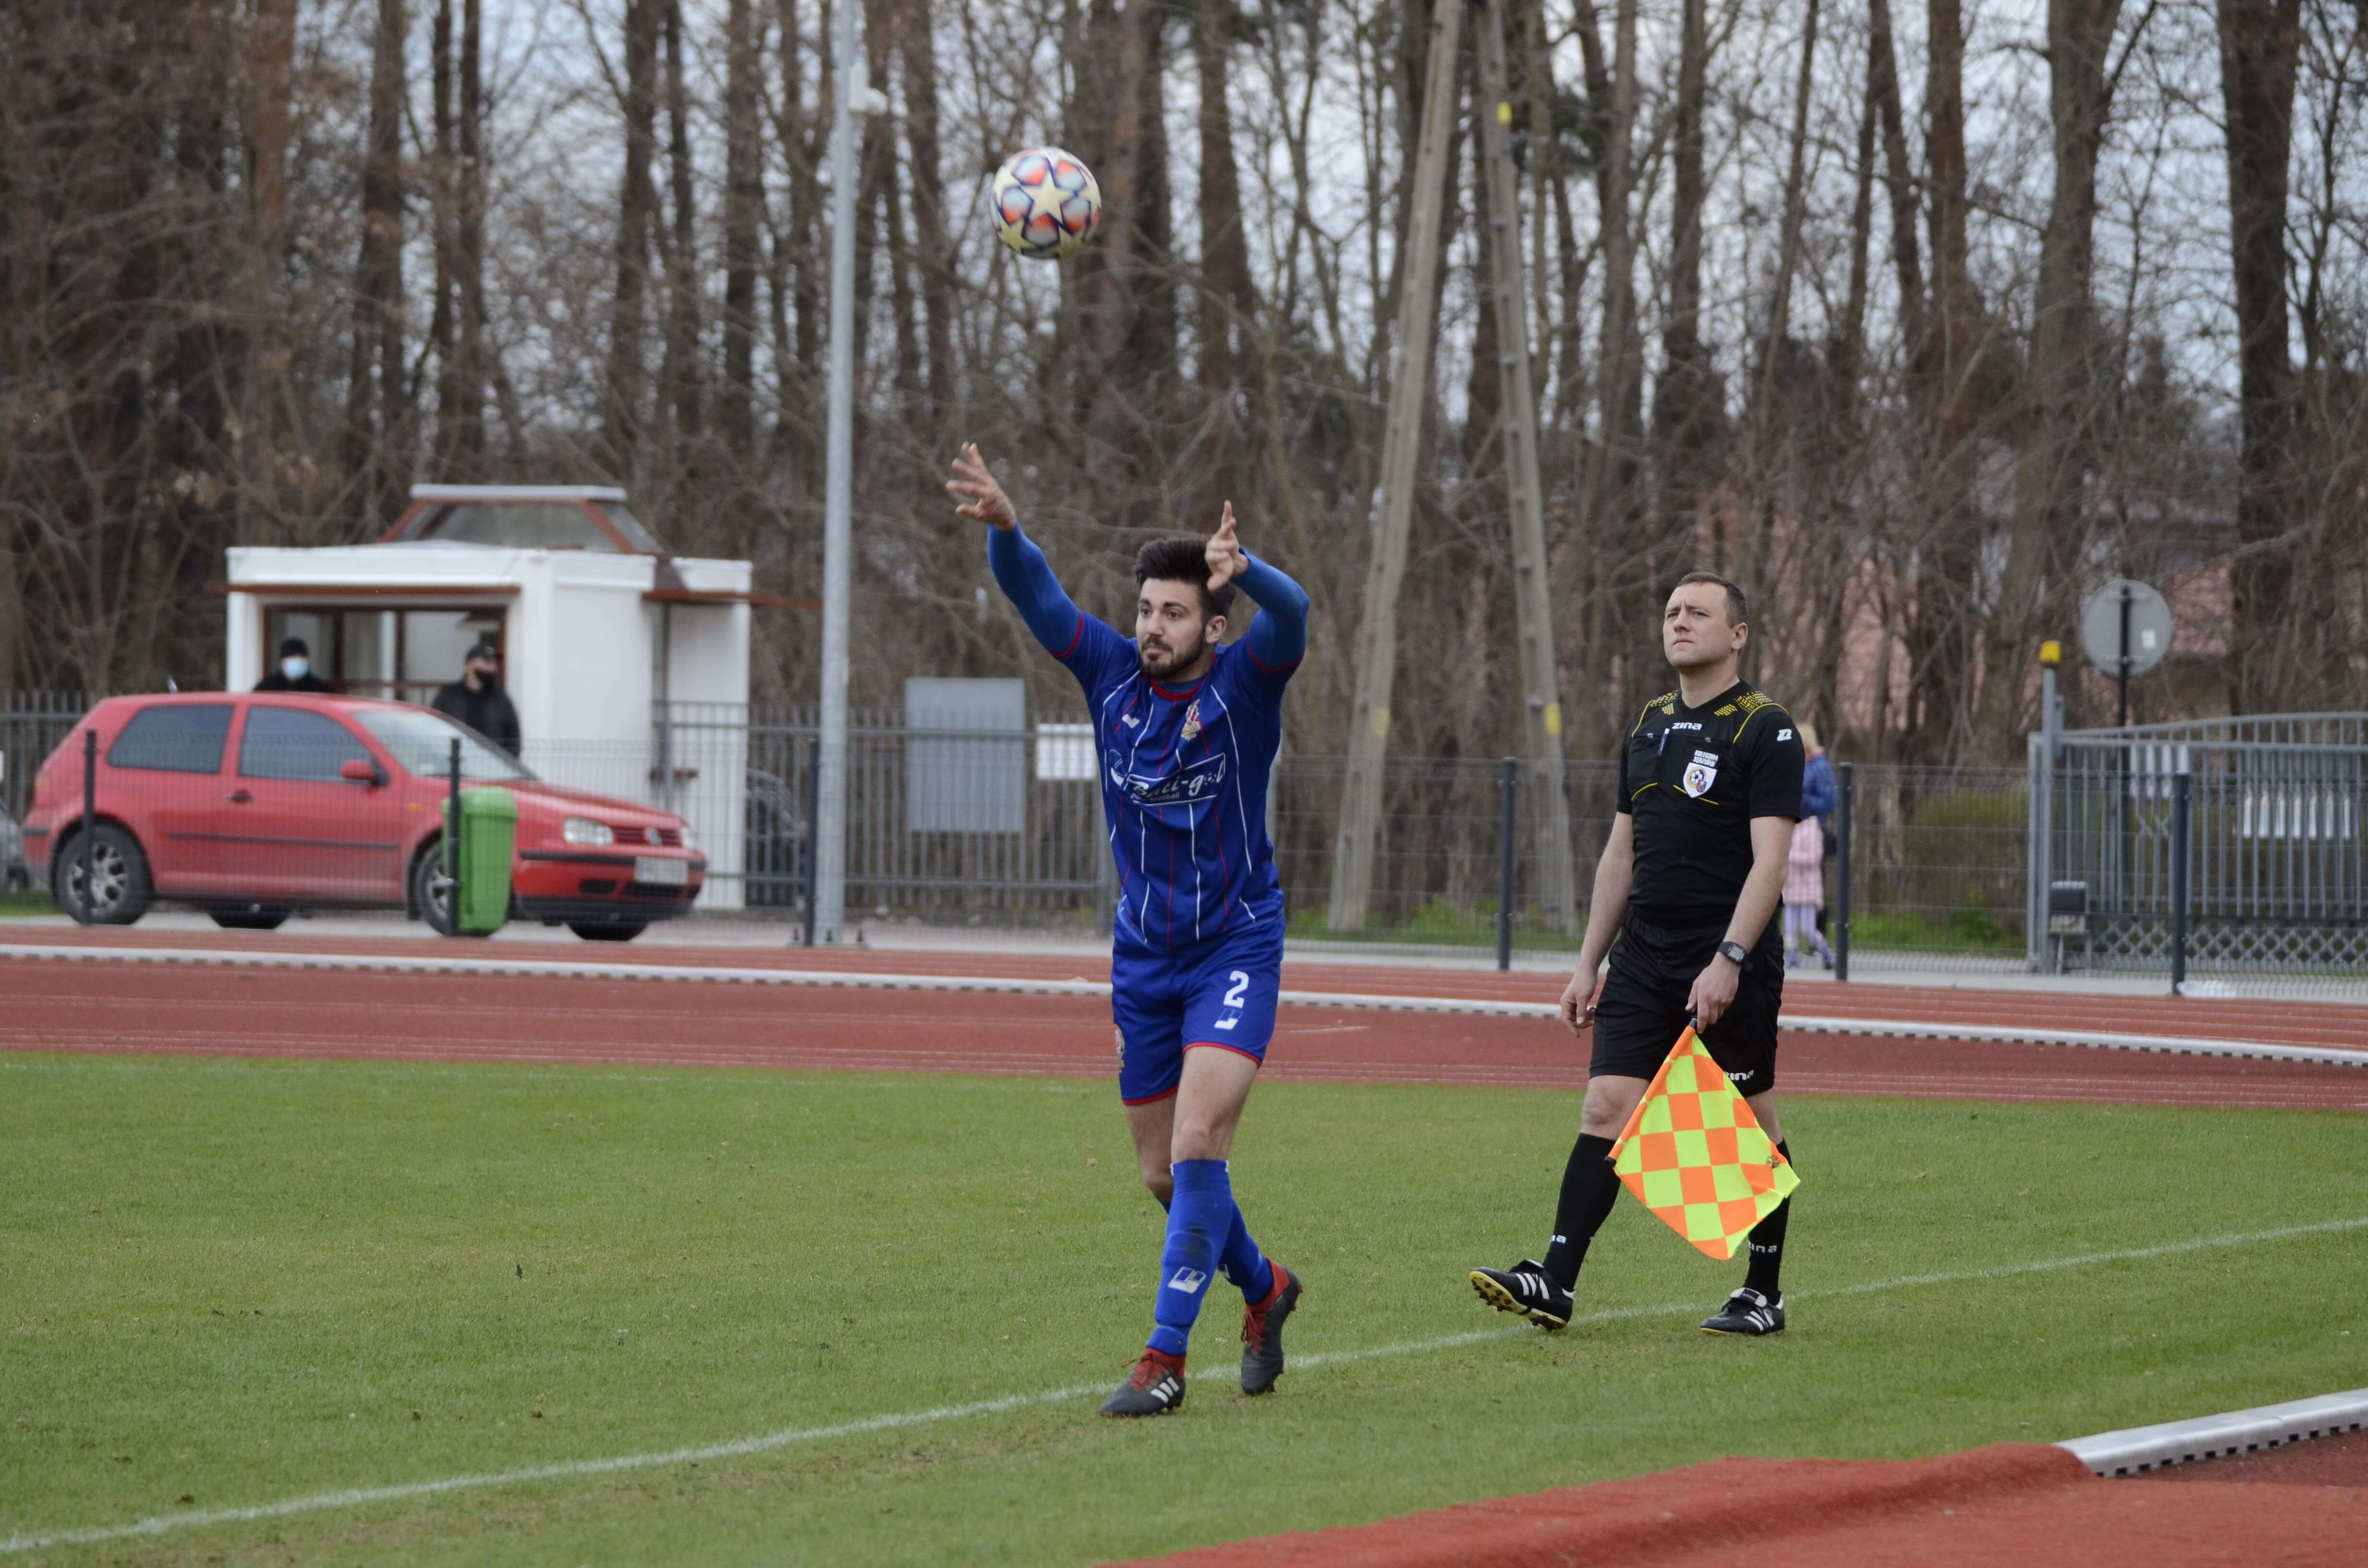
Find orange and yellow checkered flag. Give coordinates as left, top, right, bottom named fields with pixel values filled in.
left=1609, top=1027, right=1799, bottom=1259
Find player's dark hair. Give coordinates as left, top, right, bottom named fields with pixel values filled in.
left=1135, top=539, right=1235, bottom=622
left=1675, top=571, right=1747, bottom=627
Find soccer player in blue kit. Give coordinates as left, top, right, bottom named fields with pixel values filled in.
left=948, top=443, right=1308, bottom=1418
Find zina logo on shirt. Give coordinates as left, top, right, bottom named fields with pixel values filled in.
left=1682, top=748, right=1719, bottom=798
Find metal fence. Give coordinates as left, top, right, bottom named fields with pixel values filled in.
left=11, top=688, right=2366, bottom=984
left=2033, top=716, right=2368, bottom=980
left=1836, top=764, right=2032, bottom=974
left=2, top=692, right=85, bottom=820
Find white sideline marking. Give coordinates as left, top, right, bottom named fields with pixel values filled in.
left=5, top=1215, right=2364, bottom=1556
left=5, top=943, right=2365, bottom=1067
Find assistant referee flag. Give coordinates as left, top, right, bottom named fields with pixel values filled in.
left=1609, top=1028, right=1800, bottom=1259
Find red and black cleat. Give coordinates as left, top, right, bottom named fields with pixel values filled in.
left=1239, top=1262, right=1303, bottom=1396
left=1099, top=1348, right=1187, bottom=1417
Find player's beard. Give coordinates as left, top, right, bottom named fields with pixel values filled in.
left=1138, top=625, right=1208, bottom=680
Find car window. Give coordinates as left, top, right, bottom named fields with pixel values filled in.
left=107, top=704, right=234, bottom=773
left=353, top=706, right=535, bottom=781
left=241, top=707, right=374, bottom=782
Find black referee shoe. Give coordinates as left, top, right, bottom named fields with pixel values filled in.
left=1468, top=1259, right=1572, bottom=1330
left=1700, top=1287, right=1785, bottom=1336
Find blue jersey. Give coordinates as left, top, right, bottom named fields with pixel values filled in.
left=989, top=525, right=1307, bottom=953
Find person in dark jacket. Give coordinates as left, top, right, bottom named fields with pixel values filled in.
left=430, top=643, right=523, bottom=756
left=254, top=637, right=335, bottom=693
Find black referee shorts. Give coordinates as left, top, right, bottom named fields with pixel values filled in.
left=1590, top=911, right=1785, bottom=1095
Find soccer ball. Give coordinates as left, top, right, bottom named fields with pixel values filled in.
left=989, top=147, right=1102, bottom=261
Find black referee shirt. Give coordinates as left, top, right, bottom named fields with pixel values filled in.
left=1616, top=680, right=1805, bottom=926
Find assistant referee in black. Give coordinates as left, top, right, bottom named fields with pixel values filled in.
left=1470, top=572, right=1805, bottom=1336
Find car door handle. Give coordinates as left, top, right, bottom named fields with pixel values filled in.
left=225, top=790, right=252, bottom=804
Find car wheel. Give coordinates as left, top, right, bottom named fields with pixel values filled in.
left=56, top=824, right=153, bottom=926
left=209, top=906, right=291, bottom=931
left=568, top=921, right=648, bottom=943
left=409, top=840, right=457, bottom=936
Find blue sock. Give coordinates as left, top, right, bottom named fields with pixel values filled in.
left=1148, top=1159, right=1231, bottom=1357
left=1218, top=1200, right=1273, bottom=1301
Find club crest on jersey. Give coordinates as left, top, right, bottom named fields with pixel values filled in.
left=1682, top=748, right=1719, bottom=798
left=1180, top=699, right=1203, bottom=742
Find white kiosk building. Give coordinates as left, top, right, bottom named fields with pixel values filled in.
left=224, top=485, right=774, bottom=909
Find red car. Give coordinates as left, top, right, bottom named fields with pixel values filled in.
left=23, top=694, right=704, bottom=941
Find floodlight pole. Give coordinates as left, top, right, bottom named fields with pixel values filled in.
left=813, top=0, right=865, bottom=943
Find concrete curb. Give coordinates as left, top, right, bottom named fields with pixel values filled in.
left=3, top=943, right=2365, bottom=1068
left=2060, top=1387, right=2368, bottom=1476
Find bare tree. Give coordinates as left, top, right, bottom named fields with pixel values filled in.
left=2217, top=0, right=2305, bottom=709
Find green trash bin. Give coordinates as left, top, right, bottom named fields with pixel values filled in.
left=444, top=786, right=517, bottom=935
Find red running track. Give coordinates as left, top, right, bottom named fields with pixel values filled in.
left=4, top=927, right=2365, bottom=1051
left=2, top=958, right=2363, bottom=1111
left=1133, top=1442, right=2367, bottom=1567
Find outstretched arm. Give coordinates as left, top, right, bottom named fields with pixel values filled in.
left=1205, top=501, right=1308, bottom=668
left=950, top=442, right=1085, bottom=655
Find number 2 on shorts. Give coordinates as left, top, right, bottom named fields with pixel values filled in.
left=1214, top=969, right=1250, bottom=1030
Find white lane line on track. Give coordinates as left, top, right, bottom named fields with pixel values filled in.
left=6, top=1215, right=2365, bottom=1556
left=5, top=942, right=2365, bottom=1066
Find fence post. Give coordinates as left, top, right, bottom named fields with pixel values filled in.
left=2170, top=770, right=2191, bottom=994
left=77, top=728, right=97, bottom=924
left=1835, top=762, right=1854, bottom=982
left=444, top=737, right=462, bottom=937
left=802, top=735, right=821, bottom=947
left=1496, top=757, right=1517, bottom=972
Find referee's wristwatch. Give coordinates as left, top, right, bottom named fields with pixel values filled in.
left=1715, top=939, right=1750, bottom=968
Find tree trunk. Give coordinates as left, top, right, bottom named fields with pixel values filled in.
left=2217, top=0, right=2304, bottom=710
left=605, top=0, right=661, bottom=478
left=896, top=0, right=954, bottom=412
left=661, top=0, right=703, bottom=465
left=721, top=0, right=765, bottom=459
left=454, top=0, right=487, bottom=470
left=1980, top=0, right=2126, bottom=752
left=1653, top=0, right=1713, bottom=574
left=1735, top=0, right=1818, bottom=593
left=1194, top=0, right=1259, bottom=396
left=430, top=0, right=459, bottom=474
left=247, top=0, right=298, bottom=256
left=1865, top=0, right=1924, bottom=353
left=346, top=0, right=409, bottom=517
left=1586, top=0, right=1643, bottom=541
left=858, top=0, right=921, bottom=401
left=1902, top=0, right=1984, bottom=762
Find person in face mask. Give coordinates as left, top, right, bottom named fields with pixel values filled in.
left=254, top=636, right=335, bottom=693
left=429, top=642, right=523, bottom=757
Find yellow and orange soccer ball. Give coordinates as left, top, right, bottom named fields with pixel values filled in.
left=989, top=147, right=1102, bottom=261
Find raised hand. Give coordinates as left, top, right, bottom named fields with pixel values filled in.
left=947, top=442, right=1017, bottom=530
left=1206, top=501, right=1248, bottom=591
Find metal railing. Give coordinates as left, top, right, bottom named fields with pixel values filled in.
left=10, top=689, right=2366, bottom=986
left=2032, top=720, right=2368, bottom=977
left=2, top=692, right=85, bottom=819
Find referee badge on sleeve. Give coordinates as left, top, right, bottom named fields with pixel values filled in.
left=1682, top=749, right=1720, bottom=798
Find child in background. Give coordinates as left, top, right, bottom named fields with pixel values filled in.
left=1784, top=815, right=1834, bottom=969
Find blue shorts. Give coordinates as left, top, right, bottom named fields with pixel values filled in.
left=1110, top=919, right=1284, bottom=1104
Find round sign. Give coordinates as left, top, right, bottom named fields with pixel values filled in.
left=2079, top=579, right=2172, bottom=678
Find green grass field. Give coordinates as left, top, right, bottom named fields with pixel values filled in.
left=3, top=1051, right=2363, bottom=1565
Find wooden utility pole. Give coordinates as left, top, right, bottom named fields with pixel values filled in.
left=1474, top=0, right=1577, bottom=931
left=1328, top=0, right=1463, bottom=930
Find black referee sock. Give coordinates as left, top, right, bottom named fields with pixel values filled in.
left=1742, top=1140, right=1793, bottom=1298
left=1541, top=1133, right=1621, bottom=1290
